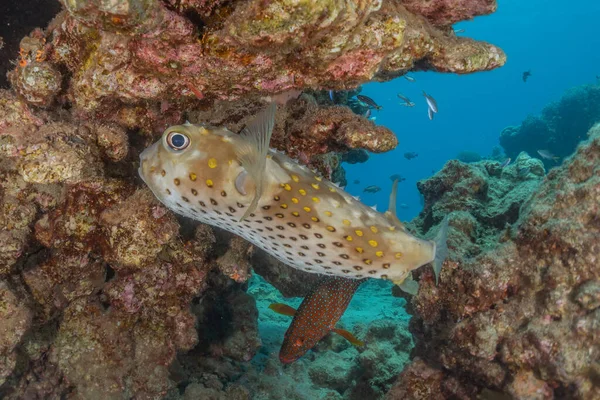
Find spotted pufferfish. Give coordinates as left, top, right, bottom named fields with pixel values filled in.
left=139, top=104, right=449, bottom=292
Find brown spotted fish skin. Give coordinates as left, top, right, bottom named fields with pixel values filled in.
left=139, top=118, right=436, bottom=284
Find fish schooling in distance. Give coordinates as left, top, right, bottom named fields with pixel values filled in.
left=269, top=276, right=364, bottom=364
left=139, top=104, right=450, bottom=288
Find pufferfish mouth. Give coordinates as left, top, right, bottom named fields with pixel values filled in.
left=138, top=142, right=159, bottom=183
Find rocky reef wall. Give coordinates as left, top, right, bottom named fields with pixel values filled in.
left=389, top=124, right=600, bottom=399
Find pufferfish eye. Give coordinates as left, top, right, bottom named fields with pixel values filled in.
left=166, top=132, right=190, bottom=151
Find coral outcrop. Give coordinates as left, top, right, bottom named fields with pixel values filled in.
left=500, top=83, right=600, bottom=169
left=390, top=124, right=600, bottom=399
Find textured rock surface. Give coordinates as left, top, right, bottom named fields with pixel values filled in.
left=391, top=124, right=600, bottom=399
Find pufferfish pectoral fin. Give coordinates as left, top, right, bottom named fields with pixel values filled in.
left=384, top=179, right=407, bottom=231
left=233, top=103, right=277, bottom=220
left=395, top=273, right=419, bottom=296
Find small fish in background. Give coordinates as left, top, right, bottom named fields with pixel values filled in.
left=453, top=28, right=465, bottom=34
left=404, top=152, right=418, bottom=160
left=353, top=179, right=360, bottom=185
left=397, top=93, right=415, bottom=107
left=500, top=158, right=511, bottom=168
left=357, top=95, right=382, bottom=110
left=364, top=109, right=371, bottom=119
left=537, top=150, right=560, bottom=161
left=398, top=203, right=409, bottom=209
left=389, top=174, right=405, bottom=182
left=518, top=167, right=531, bottom=177
left=363, top=185, right=381, bottom=193
left=269, top=277, right=364, bottom=364
left=522, top=70, right=532, bottom=82
left=422, top=91, right=438, bottom=120
left=329, top=90, right=335, bottom=103
left=404, top=75, right=416, bottom=82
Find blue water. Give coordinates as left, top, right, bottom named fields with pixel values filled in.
left=344, top=0, right=600, bottom=222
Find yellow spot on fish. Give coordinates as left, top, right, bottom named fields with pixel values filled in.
left=174, top=178, right=180, bottom=186
left=368, top=240, right=378, bottom=248
left=345, top=235, right=353, bottom=241
left=299, top=189, right=307, bottom=196
left=303, top=206, right=311, bottom=212
left=376, top=251, right=384, bottom=257
left=326, top=226, right=336, bottom=232
left=149, top=166, right=155, bottom=172
left=364, top=259, right=373, bottom=265
left=284, top=184, right=292, bottom=191
left=292, top=198, right=299, bottom=204
left=281, top=204, right=288, bottom=209
left=312, top=197, right=320, bottom=203
left=191, top=189, right=198, bottom=196
left=389, top=226, right=396, bottom=231
left=228, top=160, right=233, bottom=165
left=311, top=216, right=319, bottom=222
left=311, top=183, right=320, bottom=190
left=370, top=226, right=378, bottom=233
left=355, top=230, right=364, bottom=237
left=206, top=179, right=214, bottom=187
left=325, top=211, right=333, bottom=217
left=395, top=252, right=403, bottom=259
left=291, top=175, right=300, bottom=182
left=292, top=211, right=300, bottom=217
left=208, top=158, right=217, bottom=168
left=383, top=263, right=390, bottom=269
left=329, top=187, right=336, bottom=193
left=274, top=195, right=280, bottom=201
left=315, top=176, right=322, bottom=182
left=189, top=172, right=197, bottom=181
left=161, top=170, right=166, bottom=177
left=343, top=219, right=351, bottom=226
left=221, top=136, right=231, bottom=142
left=356, top=247, right=364, bottom=254
left=198, top=127, right=209, bottom=135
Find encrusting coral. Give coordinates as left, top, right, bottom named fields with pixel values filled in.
left=0, top=0, right=512, bottom=398
left=389, top=124, right=600, bottom=399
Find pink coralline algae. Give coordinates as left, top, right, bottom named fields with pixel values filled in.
left=400, top=0, right=497, bottom=26
left=16, top=0, right=505, bottom=131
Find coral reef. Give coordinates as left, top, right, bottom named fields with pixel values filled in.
left=500, top=83, right=600, bottom=169
left=391, top=124, right=600, bottom=399
left=0, top=0, right=511, bottom=398
left=2, top=0, right=503, bottom=133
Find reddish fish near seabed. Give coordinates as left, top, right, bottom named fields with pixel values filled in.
left=270, top=276, right=364, bottom=364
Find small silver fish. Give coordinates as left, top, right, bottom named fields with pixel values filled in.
left=404, top=75, right=415, bottom=82
left=397, top=94, right=415, bottom=107
left=423, top=91, right=438, bottom=114
left=364, top=109, right=371, bottom=118
left=454, top=28, right=465, bottom=34
left=329, top=90, right=334, bottom=102
left=363, top=185, right=381, bottom=193
left=139, top=104, right=450, bottom=287
left=500, top=158, right=511, bottom=168
left=537, top=150, right=560, bottom=161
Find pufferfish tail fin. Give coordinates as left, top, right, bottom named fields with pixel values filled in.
left=433, top=216, right=450, bottom=285
left=234, top=103, right=277, bottom=220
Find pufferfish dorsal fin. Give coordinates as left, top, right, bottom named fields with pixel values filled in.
left=234, top=103, right=277, bottom=220
left=384, top=179, right=407, bottom=231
